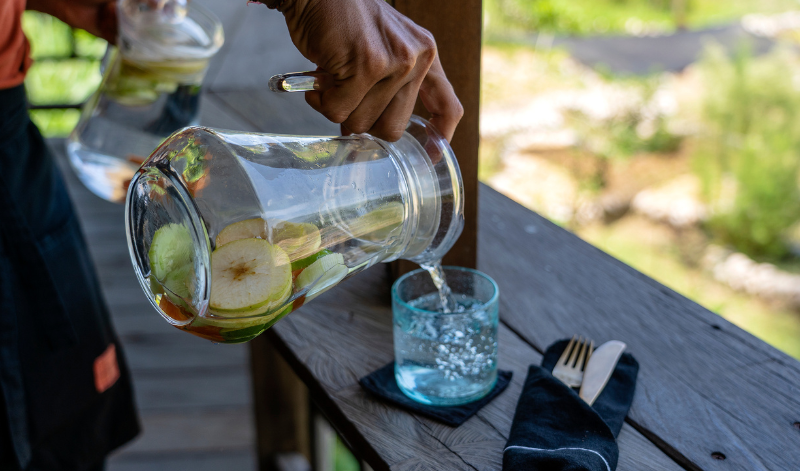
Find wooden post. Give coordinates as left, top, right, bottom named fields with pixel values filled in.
left=250, top=333, right=311, bottom=471
left=390, top=0, right=482, bottom=278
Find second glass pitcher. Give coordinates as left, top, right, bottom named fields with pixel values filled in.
left=126, top=115, right=464, bottom=343
left=68, top=0, right=223, bottom=203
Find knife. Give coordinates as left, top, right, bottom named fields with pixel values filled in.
left=579, top=340, right=626, bottom=406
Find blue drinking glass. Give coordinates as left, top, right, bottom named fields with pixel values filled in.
left=392, top=266, right=499, bottom=406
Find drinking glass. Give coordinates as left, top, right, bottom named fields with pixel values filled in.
left=392, top=267, right=499, bottom=406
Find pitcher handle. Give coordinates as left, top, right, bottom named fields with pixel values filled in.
left=268, top=71, right=334, bottom=93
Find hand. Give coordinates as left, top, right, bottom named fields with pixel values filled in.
left=278, top=0, right=463, bottom=142
left=27, top=0, right=117, bottom=44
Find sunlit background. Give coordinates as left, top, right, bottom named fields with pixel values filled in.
left=24, top=0, right=800, bottom=367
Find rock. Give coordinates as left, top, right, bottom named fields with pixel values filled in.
left=703, top=245, right=800, bottom=309
left=631, top=174, right=707, bottom=228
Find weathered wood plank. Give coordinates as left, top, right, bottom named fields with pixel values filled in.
left=120, top=331, right=248, bottom=371
left=272, top=264, right=682, bottom=470
left=52, top=135, right=258, bottom=470
left=211, top=90, right=338, bottom=136
left=109, top=451, right=256, bottom=471
left=204, top=4, right=315, bottom=92
left=130, top=369, right=251, bottom=412
left=116, top=408, right=255, bottom=454
left=477, top=184, right=800, bottom=470
left=250, top=334, right=312, bottom=471
left=190, top=0, right=249, bottom=87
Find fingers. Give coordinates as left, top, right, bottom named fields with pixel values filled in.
left=419, top=56, right=463, bottom=142
left=365, top=78, right=420, bottom=141
left=305, top=73, right=377, bottom=125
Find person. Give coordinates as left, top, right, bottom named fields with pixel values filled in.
left=0, top=0, right=463, bottom=469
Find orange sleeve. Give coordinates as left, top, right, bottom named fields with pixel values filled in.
left=0, top=0, right=32, bottom=90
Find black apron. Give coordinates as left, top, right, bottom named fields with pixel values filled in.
left=0, top=85, right=139, bottom=470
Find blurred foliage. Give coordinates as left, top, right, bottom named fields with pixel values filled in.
left=22, top=12, right=107, bottom=137
left=25, top=59, right=102, bottom=105
left=692, top=44, right=800, bottom=260
left=565, top=77, right=682, bottom=190
left=334, top=437, right=359, bottom=471
left=580, top=216, right=800, bottom=359
left=28, top=109, right=81, bottom=137
left=484, top=0, right=799, bottom=37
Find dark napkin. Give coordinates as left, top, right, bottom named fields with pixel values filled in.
left=503, top=339, right=638, bottom=471
left=359, top=362, right=512, bottom=426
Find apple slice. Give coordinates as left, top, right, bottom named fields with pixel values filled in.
left=209, top=238, right=292, bottom=314
left=215, top=218, right=322, bottom=262
left=149, top=223, right=193, bottom=281
left=162, top=262, right=194, bottom=305
left=295, top=252, right=349, bottom=302
left=272, top=220, right=322, bottom=261
left=215, top=218, right=268, bottom=247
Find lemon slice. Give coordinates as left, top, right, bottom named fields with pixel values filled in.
left=209, top=238, right=292, bottom=314
left=295, top=253, right=348, bottom=302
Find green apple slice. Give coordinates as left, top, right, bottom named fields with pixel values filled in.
left=215, top=218, right=322, bottom=262
left=198, top=302, right=292, bottom=333
left=295, top=252, right=349, bottom=302
left=209, top=238, right=292, bottom=313
left=163, top=262, right=194, bottom=302
left=149, top=223, right=194, bottom=281
left=291, top=249, right=333, bottom=272
left=215, top=218, right=269, bottom=247
left=272, top=220, right=322, bottom=261
left=217, top=305, right=293, bottom=343
left=350, top=202, right=405, bottom=242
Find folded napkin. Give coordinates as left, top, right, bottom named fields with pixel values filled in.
left=359, top=362, right=513, bottom=426
left=503, top=339, right=638, bottom=471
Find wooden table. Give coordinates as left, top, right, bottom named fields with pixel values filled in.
left=265, top=183, right=800, bottom=471
left=53, top=0, right=800, bottom=469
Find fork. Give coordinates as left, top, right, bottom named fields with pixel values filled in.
left=551, top=335, right=594, bottom=388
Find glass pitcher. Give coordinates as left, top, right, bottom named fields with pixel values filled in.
left=67, top=0, right=224, bottom=203
left=125, top=115, right=464, bottom=343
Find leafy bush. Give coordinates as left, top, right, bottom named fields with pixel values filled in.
left=565, top=76, right=682, bottom=191
left=693, top=44, right=800, bottom=259
left=22, top=12, right=107, bottom=136
left=483, top=0, right=798, bottom=38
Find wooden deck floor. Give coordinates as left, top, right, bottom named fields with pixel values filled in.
left=50, top=0, right=338, bottom=467
left=53, top=139, right=257, bottom=470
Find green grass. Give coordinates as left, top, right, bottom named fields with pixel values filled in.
left=484, top=0, right=799, bottom=37
left=692, top=45, right=800, bottom=260
left=579, top=216, right=800, bottom=359
left=334, top=437, right=360, bottom=471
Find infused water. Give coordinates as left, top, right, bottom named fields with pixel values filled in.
left=394, top=292, right=498, bottom=405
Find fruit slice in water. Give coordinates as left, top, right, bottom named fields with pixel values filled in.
left=162, top=262, right=194, bottom=304
left=272, top=220, right=322, bottom=261
left=215, top=218, right=268, bottom=248
left=209, top=238, right=292, bottom=315
left=216, top=305, right=293, bottom=343
left=215, top=219, right=322, bottom=262
left=351, top=202, right=405, bottom=242
left=295, top=253, right=348, bottom=302
left=291, top=249, right=333, bottom=272
left=149, top=223, right=194, bottom=281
